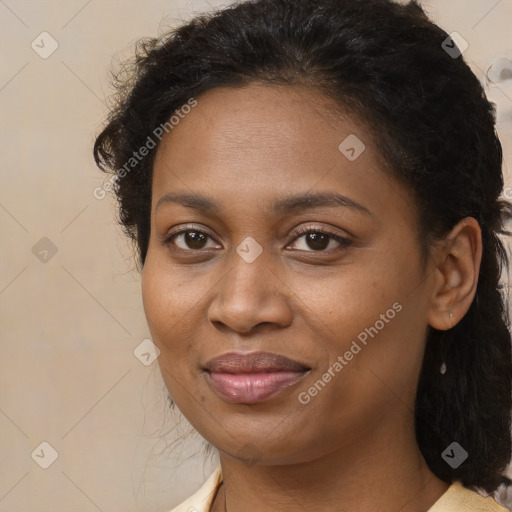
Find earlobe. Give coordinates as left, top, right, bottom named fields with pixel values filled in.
left=426, top=217, right=482, bottom=331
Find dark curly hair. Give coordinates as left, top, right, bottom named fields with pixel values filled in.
left=93, top=0, right=512, bottom=495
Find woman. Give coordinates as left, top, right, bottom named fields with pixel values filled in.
left=93, top=0, right=512, bottom=510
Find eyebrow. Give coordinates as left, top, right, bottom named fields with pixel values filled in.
left=155, top=191, right=372, bottom=216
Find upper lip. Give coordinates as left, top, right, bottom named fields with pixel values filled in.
left=204, top=351, right=310, bottom=374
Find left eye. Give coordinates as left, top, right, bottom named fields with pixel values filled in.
left=288, top=230, right=352, bottom=252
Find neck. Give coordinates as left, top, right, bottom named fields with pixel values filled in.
left=211, top=417, right=449, bottom=512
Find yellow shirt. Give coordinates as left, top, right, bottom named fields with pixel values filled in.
left=169, top=467, right=508, bottom=512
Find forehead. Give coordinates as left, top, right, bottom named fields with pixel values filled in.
left=156, top=84, right=349, bottom=160
left=150, top=83, right=411, bottom=222
left=154, top=85, right=371, bottom=177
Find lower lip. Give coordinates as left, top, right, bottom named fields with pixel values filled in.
left=206, top=371, right=308, bottom=404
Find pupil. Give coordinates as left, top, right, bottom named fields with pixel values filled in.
left=307, top=233, right=328, bottom=251
left=186, top=231, right=206, bottom=249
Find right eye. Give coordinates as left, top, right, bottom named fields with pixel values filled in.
left=164, top=226, right=222, bottom=252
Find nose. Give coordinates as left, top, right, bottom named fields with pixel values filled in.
left=207, top=246, right=293, bottom=334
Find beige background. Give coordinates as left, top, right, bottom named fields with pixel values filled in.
left=1, top=1, right=511, bottom=511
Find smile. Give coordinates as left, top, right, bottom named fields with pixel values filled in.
left=203, top=351, right=311, bottom=404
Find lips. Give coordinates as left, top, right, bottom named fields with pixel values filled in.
left=203, top=351, right=310, bottom=404
left=205, top=351, right=309, bottom=373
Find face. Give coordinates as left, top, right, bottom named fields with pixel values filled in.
left=142, top=83, right=434, bottom=465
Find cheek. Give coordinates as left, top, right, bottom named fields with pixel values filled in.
left=320, top=298, right=427, bottom=425
left=141, top=255, right=192, bottom=363
left=292, top=266, right=402, bottom=346
left=142, top=250, right=196, bottom=336
left=141, top=262, right=171, bottom=338
left=141, top=252, right=216, bottom=395
left=298, top=249, right=426, bottom=389
left=141, top=265, right=193, bottom=401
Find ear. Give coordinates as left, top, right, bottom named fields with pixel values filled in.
left=427, top=217, right=482, bottom=330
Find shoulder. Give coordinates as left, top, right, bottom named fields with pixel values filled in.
left=427, top=481, right=508, bottom=512
left=168, top=467, right=223, bottom=512
left=167, top=471, right=507, bottom=512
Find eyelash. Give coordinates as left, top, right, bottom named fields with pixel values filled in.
left=163, top=224, right=353, bottom=254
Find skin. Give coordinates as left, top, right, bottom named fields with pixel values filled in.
left=141, top=83, right=482, bottom=512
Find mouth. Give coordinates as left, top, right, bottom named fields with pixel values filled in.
left=203, top=351, right=311, bottom=404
